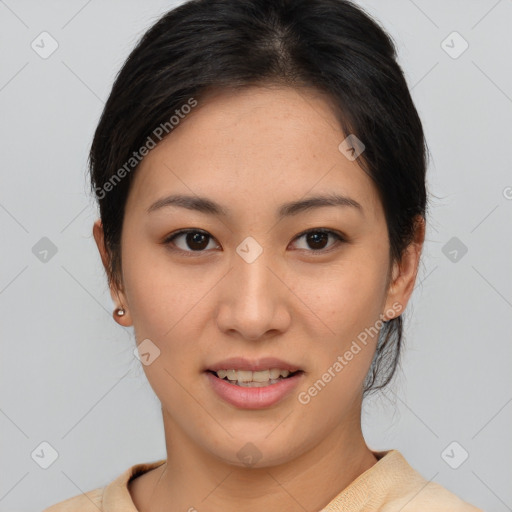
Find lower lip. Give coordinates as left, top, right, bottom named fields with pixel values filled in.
left=205, top=371, right=304, bottom=409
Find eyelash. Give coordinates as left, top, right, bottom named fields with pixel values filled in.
left=162, top=228, right=346, bottom=257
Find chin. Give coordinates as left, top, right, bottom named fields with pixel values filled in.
left=201, top=430, right=309, bottom=470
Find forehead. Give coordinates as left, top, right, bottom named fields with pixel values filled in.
left=125, top=85, right=382, bottom=222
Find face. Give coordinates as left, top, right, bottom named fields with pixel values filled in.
left=95, top=85, right=420, bottom=468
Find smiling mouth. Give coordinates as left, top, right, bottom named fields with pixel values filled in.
left=207, top=369, right=303, bottom=387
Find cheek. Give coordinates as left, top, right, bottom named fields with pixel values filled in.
left=122, top=253, right=208, bottom=401
left=297, top=272, right=383, bottom=420
left=120, top=238, right=205, bottom=337
left=298, top=256, right=387, bottom=393
left=314, top=257, right=387, bottom=332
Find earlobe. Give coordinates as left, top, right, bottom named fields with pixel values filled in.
left=382, top=261, right=403, bottom=321
left=113, top=305, right=133, bottom=327
left=112, top=297, right=133, bottom=327
left=382, top=216, right=426, bottom=321
left=92, top=219, right=133, bottom=327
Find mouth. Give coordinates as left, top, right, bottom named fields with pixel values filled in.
left=205, top=363, right=305, bottom=409
left=206, top=368, right=304, bottom=387
left=204, top=357, right=305, bottom=408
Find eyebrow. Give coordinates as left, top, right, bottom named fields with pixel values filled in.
left=146, top=192, right=364, bottom=219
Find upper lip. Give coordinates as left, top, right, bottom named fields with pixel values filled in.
left=206, top=357, right=302, bottom=373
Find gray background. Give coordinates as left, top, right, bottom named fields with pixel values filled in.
left=1, top=0, right=511, bottom=510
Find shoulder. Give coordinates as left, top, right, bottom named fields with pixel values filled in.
left=322, top=449, right=483, bottom=512
left=42, top=487, right=104, bottom=512
left=41, top=459, right=166, bottom=511
left=373, top=450, right=483, bottom=512
left=381, top=479, right=484, bottom=512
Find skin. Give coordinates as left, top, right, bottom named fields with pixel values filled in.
left=93, top=84, right=425, bottom=512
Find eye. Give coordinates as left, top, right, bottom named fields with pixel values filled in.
left=163, top=229, right=219, bottom=255
left=163, top=227, right=346, bottom=256
left=291, top=228, right=345, bottom=252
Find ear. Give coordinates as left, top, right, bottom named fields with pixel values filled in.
left=92, top=219, right=132, bottom=326
left=382, top=215, right=426, bottom=321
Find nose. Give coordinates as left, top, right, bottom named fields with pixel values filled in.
left=215, top=249, right=291, bottom=341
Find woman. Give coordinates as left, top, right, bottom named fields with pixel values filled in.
left=44, top=0, right=482, bottom=510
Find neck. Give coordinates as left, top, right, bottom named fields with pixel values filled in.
left=131, top=408, right=378, bottom=512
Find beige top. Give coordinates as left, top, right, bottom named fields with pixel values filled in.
left=42, top=449, right=483, bottom=511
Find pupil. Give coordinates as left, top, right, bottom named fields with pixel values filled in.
left=307, top=232, right=327, bottom=249
left=187, top=232, right=208, bottom=250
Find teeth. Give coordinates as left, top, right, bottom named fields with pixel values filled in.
left=269, top=368, right=281, bottom=379
left=251, top=370, right=270, bottom=382
left=237, top=370, right=253, bottom=383
left=214, top=368, right=293, bottom=384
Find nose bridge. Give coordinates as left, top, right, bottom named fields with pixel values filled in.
left=233, top=239, right=276, bottom=310
left=215, top=237, right=289, bottom=339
